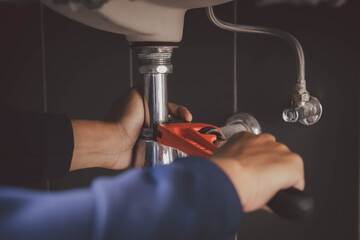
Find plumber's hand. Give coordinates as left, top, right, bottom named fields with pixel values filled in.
left=70, top=88, right=192, bottom=171
left=210, top=132, right=305, bottom=213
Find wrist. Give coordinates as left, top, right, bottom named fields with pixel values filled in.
left=209, top=157, right=249, bottom=211
left=70, top=120, right=131, bottom=171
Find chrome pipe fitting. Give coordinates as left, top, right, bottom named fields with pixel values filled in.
left=137, top=46, right=177, bottom=128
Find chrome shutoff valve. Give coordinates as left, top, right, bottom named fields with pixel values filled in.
left=283, top=93, right=322, bottom=126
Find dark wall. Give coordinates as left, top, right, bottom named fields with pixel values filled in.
left=0, top=1, right=359, bottom=239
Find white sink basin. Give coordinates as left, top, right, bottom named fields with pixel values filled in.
left=41, top=0, right=231, bottom=42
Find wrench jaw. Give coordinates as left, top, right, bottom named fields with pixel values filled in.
left=132, top=112, right=261, bottom=168
left=132, top=123, right=223, bottom=168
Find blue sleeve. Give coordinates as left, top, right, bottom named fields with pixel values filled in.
left=0, top=157, right=243, bottom=240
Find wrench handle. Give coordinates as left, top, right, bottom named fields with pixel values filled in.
left=267, top=187, right=314, bottom=220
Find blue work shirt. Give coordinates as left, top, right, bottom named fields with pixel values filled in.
left=0, top=157, right=243, bottom=240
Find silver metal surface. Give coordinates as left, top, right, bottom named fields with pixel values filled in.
left=137, top=46, right=176, bottom=65
left=283, top=96, right=323, bottom=125
left=225, top=112, right=262, bottom=136
left=133, top=138, right=187, bottom=168
left=219, top=112, right=262, bottom=148
left=143, top=73, right=168, bottom=127
left=220, top=124, right=248, bottom=140
left=137, top=46, right=176, bottom=128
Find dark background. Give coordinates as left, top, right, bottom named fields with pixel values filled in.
left=0, top=0, right=359, bottom=239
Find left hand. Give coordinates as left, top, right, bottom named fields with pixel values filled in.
left=70, top=88, right=192, bottom=171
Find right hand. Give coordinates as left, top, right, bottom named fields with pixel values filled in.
left=209, top=132, right=305, bottom=213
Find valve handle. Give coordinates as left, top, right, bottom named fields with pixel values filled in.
left=267, top=187, right=314, bottom=220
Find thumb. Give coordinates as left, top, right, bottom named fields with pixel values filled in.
left=107, top=88, right=145, bottom=135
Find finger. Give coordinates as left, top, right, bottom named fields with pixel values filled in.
left=260, top=133, right=276, bottom=142
left=132, top=84, right=144, bottom=96
left=168, top=103, right=193, bottom=122
left=106, top=87, right=142, bottom=122
left=293, top=180, right=306, bottom=191
left=272, top=142, right=290, bottom=152
left=293, top=171, right=305, bottom=191
left=117, top=88, right=145, bottom=128
left=282, top=153, right=305, bottom=191
left=262, top=205, right=274, bottom=213
left=291, top=153, right=305, bottom=191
